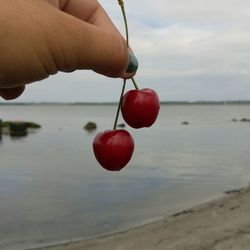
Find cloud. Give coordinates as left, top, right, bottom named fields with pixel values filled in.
left=1, top=0, right=250, bottom=102
left=120, top=0, right=250, bottom=101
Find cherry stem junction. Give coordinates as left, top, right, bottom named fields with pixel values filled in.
left=113, top=79, right=127, bottom=130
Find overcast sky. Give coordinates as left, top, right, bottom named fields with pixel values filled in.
left=3, top=0, right=250, bottom=103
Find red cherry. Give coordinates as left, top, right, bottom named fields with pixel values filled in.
left=93, top=129, right=134, bottom=171
left=121, top=88, right=160, bottom=128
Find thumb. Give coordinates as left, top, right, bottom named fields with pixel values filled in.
left=50, top=13, right=130, bottom=78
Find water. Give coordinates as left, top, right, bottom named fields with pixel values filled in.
left=0, top=104, right=250, bottom=249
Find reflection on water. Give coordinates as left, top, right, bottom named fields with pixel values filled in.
left=0, top=128, right=41, bottom=143
left=0, top=104, right=250, bottom=250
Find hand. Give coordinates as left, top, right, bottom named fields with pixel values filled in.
left=0, top=0, right=136, bottom=100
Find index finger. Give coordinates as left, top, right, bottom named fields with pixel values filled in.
left=60, top=0, right=120, bottom=33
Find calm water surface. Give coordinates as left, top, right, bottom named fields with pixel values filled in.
left=0, top=104, right=250, bottom=249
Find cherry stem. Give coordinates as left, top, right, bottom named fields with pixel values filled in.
left=131, top=77, right=139, bottom=90
left=113, top=1, right=138, bottom=130
left=118, top=0, right=129, bottom=47
left=118, top=1, right=140, bottom=91
left=113, top=79, right=127, bottom=130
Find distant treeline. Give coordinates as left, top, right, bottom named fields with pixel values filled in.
left=0, top=101, right=250, bottom=105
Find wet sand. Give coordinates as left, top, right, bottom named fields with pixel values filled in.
left=41, top=186, right=250, bottom=250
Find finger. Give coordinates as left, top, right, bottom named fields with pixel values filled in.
left=61, top=0, right=119, bottom=32
left=57, top=0, right=130, bottom=77
left=48, top=8, right=129, bottom=77
left=0, top=86, right=25, bottom=100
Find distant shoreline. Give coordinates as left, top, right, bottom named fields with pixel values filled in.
left=1, top=101, right=250, bottom=106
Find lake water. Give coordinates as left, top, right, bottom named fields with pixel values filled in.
left=0, top=104, right=250, bottom=249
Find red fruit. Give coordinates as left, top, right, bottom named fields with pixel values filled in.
left=93, top=130, right=134, bottom=171
left=121, top=88, right=160, bottom=128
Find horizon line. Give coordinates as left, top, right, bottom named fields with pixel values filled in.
left=1, top=100, right=250, bottom=105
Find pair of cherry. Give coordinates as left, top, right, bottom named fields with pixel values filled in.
left=92, top=0, right=159, bottom=171
left=93, top=86, right=160, bottom=171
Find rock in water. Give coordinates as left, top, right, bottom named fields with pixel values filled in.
left=84, top=122, right=97, bottom=131
left=1, top=121, right=41, bottom=128
left=241, top=118, right=250, bottom=122
left=9, top=122, right=28, bottom=137
left=0, top=119, right=2, bottom=140
left=117, top=123, right=126, bottom=128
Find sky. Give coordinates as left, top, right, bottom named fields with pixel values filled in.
left=2, top=0, right=250, bottom=103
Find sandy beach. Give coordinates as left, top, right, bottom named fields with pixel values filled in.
left=41, top=186, right=250, bottom=250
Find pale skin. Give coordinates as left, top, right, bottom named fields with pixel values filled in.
left=0, top=0, right=133, bottom=100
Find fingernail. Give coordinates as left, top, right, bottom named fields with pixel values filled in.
left=126, top=52, right=138, bottom=73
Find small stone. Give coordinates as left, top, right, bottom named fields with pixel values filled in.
left=117, top=123, right=126, bottom=128
left=84, top=122, right=97, bottom=131
left=241, top=118, right=250, bottom=122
